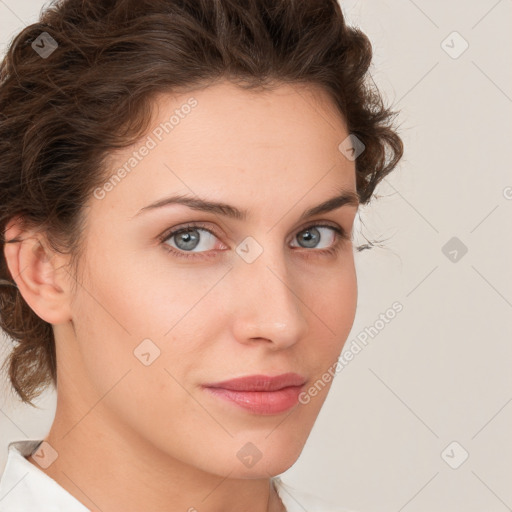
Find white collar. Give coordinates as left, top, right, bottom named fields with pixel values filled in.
left=0, top=439, right=90, bottom=511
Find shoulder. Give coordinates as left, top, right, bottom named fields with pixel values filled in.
left=272, top=476, right=359, bottom=512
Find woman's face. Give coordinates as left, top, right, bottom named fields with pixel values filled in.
left=60, top=80, right=359, bottom=477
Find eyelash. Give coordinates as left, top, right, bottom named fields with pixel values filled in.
left=159, top=221, right=351, bottom=260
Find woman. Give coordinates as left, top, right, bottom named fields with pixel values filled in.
left=0, top=0, right=403, bottom=510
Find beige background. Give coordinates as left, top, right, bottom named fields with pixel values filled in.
left=1, top=1, right=511, bottom=511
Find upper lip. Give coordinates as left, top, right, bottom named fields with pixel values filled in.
left=203, top=373, right=307, bottom=392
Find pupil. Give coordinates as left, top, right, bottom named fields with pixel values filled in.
left=300, top=227, right=319, bottom=248
left=176, top=229, right=200, bottom=250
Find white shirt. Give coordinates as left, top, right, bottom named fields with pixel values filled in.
left=0, top=439, right=356, bottom=512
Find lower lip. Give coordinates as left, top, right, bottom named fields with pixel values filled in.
left=203, top=385, right=303, bottom=415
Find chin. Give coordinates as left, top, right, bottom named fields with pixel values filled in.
left=224, top=455, right=300, bottom=480
left=222, top=433, right=307, bottom=478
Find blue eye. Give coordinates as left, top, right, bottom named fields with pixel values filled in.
left=160, top=222, right=349, bottom=260
left=291, top=225, right=340, bottom=250
left=166, top=225, right=217, bottom=253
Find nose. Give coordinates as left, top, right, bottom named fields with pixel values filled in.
left=230, top=246, right=310, bottom=350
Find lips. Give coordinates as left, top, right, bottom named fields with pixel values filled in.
left=203, top=373, right=307, bottom=392
left=202, top=373, right=307, bottom=415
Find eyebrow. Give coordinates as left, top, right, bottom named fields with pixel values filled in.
left=133, top=188, right=359, bottom=221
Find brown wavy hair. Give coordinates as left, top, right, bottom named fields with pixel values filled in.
left=0, top=0, right=403, bottom=406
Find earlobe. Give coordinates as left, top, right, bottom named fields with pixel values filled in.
left=3, top=218, right=72, bottom=325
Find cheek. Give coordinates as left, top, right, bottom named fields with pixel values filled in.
left=71, top=255, right=219, bottom=385
left=296, top=268, right=357, bottom=417
left=299, top=257, right=357, bottom=383
left=68, top=265, right=209, bottom=446
left=66, top=255, right=164, bottom=397
left=306, top=255, right=357, bottom=337
left=334, top=263, right=358, bottom=342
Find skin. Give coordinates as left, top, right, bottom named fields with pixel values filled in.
left=4, top=80, right=359, bottom=512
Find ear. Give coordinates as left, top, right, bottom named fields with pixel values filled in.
left=3, top=217, right=73, bottom=325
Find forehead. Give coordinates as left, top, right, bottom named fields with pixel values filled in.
left=90, top=80, right=356, bottom=220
